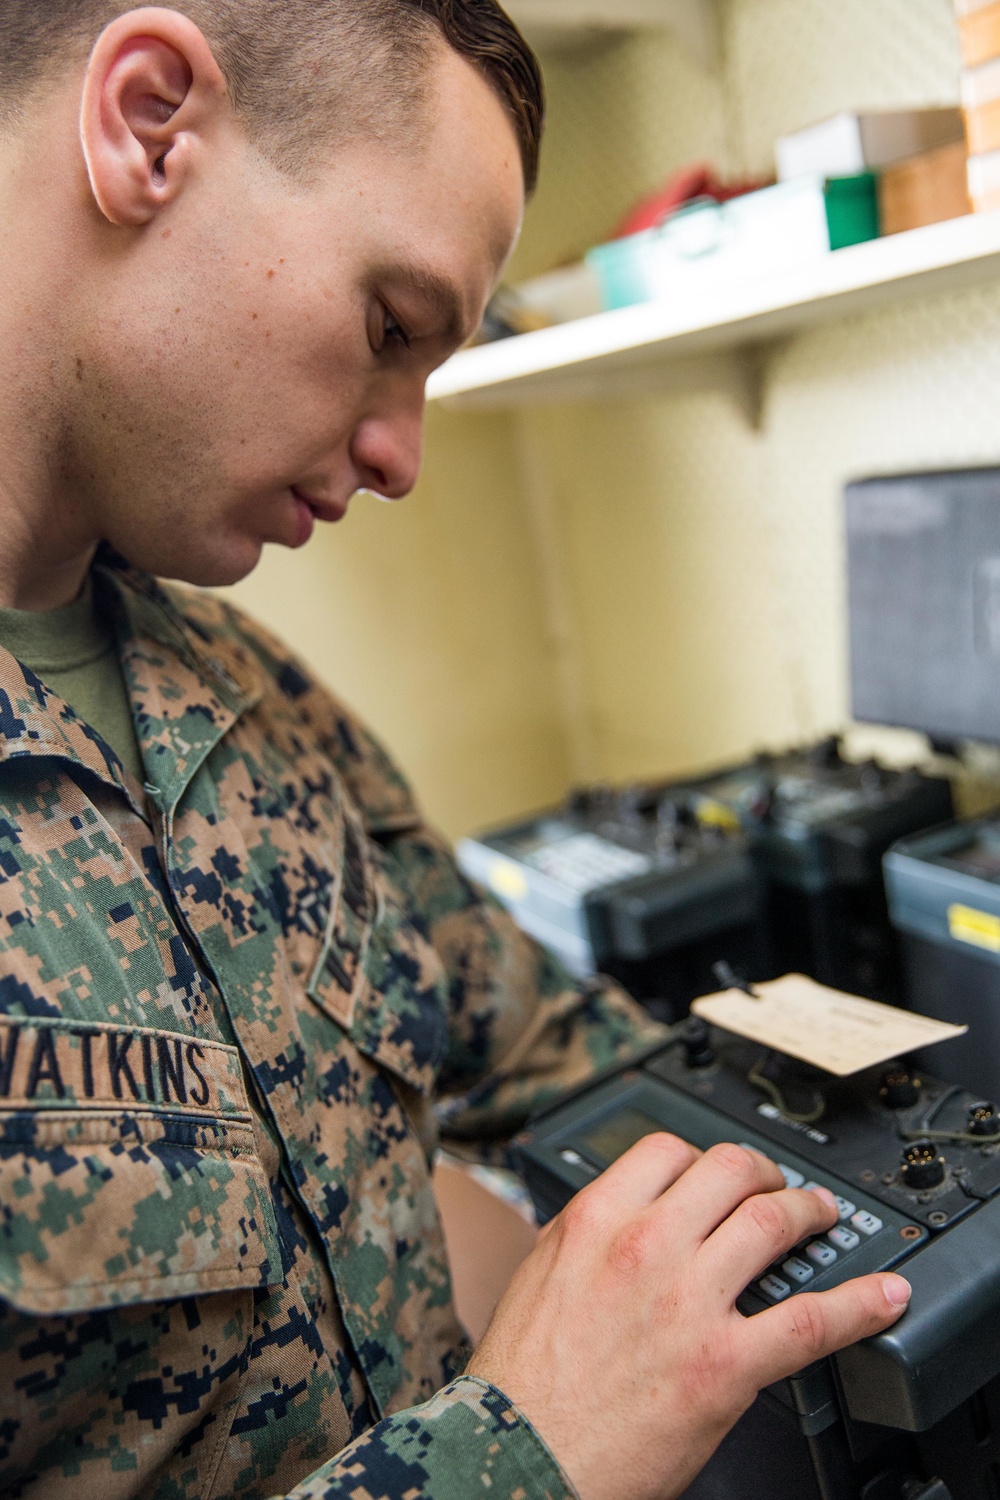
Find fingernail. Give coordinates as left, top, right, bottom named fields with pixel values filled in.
left=883, top=1275, right=912, bottom=1308
left=810, top=1186, right=837, bottom=1212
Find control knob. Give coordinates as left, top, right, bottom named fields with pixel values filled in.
left=880, top=1068, right=920, bottom=1110
left=747, top=777, right=776, bottom=824
left=681, top=1016, right=715, bottom=1070
left=809, top=735, right=843, bottom=772
left=967, top=1101, right=1000, bottom=1137
left=619, top=784, right=658, bottom=822
left=900, top=1139, right=946, bottom=1191
left=565, top=784, right=611, bottom=816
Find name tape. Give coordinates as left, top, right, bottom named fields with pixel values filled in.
left=0, top=1015, right=249, bottom=1117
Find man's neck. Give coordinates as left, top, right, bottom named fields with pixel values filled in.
left=0, top=442, right=99, bottom=609
left=0, top=101, right=103, bottom=610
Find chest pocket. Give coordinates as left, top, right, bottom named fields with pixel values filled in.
left=306, top=810, right=448, bottom=1097
left=0, top=1015, right=280, bottom=1315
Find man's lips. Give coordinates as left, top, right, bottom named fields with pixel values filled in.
left=290, top=486, right=348, bottom=545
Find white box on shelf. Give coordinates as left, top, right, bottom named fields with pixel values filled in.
left=962, top=56, right=1000, bottom=108
left=512, top=262, right=603, bottom=325
left=969, top=146, right=1000, bottom=209
left=776, top=109, right=964, bottom=181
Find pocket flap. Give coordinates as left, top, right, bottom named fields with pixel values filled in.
left=0, top=1015, right=280, bottom=1314
left=307, top=813, right=448, bottom=1096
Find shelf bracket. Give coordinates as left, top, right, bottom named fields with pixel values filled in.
left=728, top=345, right=772, bottom=432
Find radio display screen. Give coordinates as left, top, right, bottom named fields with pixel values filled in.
left=577, top=1107, right=664, bottom=1164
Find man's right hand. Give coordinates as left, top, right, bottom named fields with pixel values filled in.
left=468, top=1132, right=911, bottom=1500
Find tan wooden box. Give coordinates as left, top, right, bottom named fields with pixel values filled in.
left=878, top=140, right=971, bottom=234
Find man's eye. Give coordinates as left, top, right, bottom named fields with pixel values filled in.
left=383, top=308, right=411, bottom=351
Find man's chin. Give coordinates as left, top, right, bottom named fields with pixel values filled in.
left=111, top=535, right=266, bottom=590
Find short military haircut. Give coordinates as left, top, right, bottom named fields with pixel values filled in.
left=0, top=0, right=544, bottom=192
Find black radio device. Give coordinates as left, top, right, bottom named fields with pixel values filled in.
left=517, top=1025, right=1000, bottom=1500
left=457, top=787, right=766, bottom=1019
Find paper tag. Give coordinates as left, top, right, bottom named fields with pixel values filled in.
left=691, top=973, right=967, bottom=1077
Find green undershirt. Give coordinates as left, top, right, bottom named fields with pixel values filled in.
left=0, top=581, right=145, bottom=785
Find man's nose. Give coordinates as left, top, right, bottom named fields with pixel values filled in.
left=350, top=401, right=425, bottom=501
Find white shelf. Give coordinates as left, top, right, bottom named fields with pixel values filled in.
left=427, top=211, right=1000, bottom=413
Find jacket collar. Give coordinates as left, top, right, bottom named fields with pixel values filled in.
left=0, top=548, right=266, bottom=816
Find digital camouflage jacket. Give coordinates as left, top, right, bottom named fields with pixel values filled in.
left=0, top=551, right=660, bottom=1500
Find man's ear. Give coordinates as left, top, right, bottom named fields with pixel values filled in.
left=80, top=6, right=229, bottom=227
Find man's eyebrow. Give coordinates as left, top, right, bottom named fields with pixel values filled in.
left=384, top=261, right=471, bottom=343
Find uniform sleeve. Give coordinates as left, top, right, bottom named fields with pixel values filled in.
left=281, top=1378, right=576, bottom=1500
left=375, top=820, right=667, bottom=1152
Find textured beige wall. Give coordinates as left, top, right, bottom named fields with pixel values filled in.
left=225, top=0, right=1000, bottom=839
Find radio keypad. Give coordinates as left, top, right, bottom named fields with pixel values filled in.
left=752, top=1151, right=887, bottom=1304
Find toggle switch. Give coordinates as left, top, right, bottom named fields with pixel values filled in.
left=681, top=1016, right=715, bottom=1070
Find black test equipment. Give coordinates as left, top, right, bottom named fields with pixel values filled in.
left=846, top=466, right=1000, bottom=1092
left=457, top=786, right=767, bottom=1020
left=672, top=738, right=952, bottom=1003
left=459, top=744, right=951, bottom=1017
left=517, top=1021, right=1000, bottom=1500
left=885, top=818, right=1000, bottom=1099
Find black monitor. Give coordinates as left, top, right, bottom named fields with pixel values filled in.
left=846, top=467, right=1000, bottom=745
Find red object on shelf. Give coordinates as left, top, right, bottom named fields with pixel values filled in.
left=611, top=162, right=774, bottom=239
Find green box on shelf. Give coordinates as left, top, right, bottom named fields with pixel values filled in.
left=825, top=171, right=880, bottom=248
left=587, top=173, right=880, bottom=312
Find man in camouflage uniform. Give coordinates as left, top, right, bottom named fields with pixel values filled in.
left=0, top=3, right=912, bottom=1498
left=0, top=547, right=654, bottom=1496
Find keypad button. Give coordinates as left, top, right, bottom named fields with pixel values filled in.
left=739, top=1142, right=767, bottom=1158
left=559, top=1148, right=598, bottom=1177
left=782, top=1256, right=814, bottom=1285
left=828, top=1225, right=860, bottom=1251
left=805, top=1240, right=838, bottom=1269
left=834, top=1196, right=856, bottom=1220
left=759, top=1274, right=791, bottom=1302
left=778, top=1164, right=805, bottom=1189
left=850, top=1210, right=883, bottom=1237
